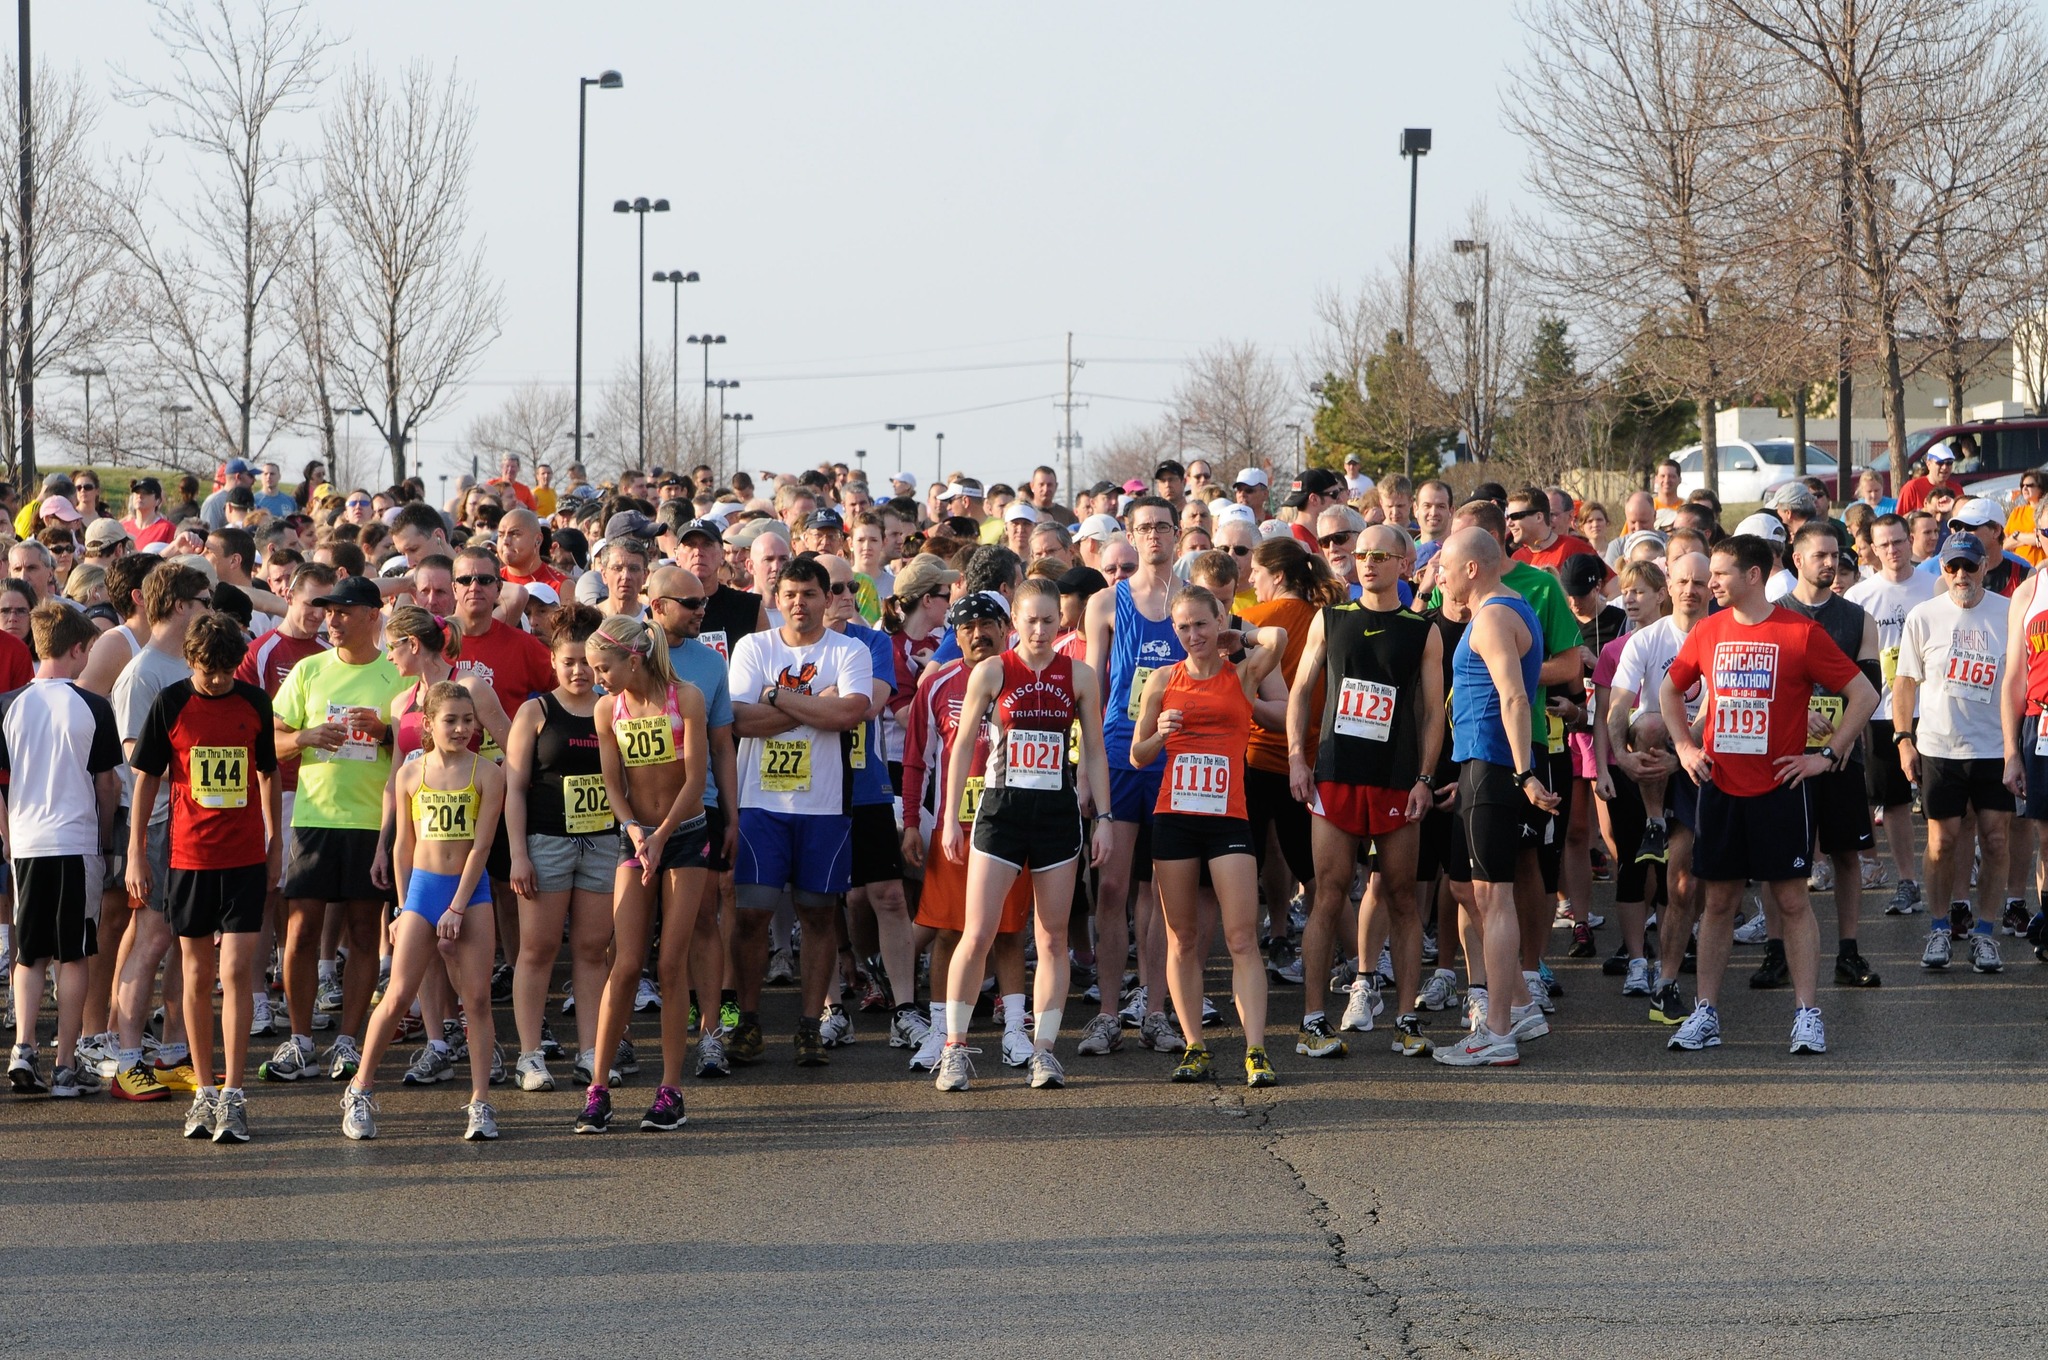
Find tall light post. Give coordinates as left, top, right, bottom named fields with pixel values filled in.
left=1399, top=128, right=1432, bottom=478
left=933, top=430, right=944, bottom=485
left=854, top=447, right=867, bottom=483
left=572, top=70, right=622, bottom=468
left=612, top=194, right=670, bottom=464
left=723, top=411, right=752, bottom=465
left=687, top=332, right=725, bottom=475
left=160, top=402, right=192, bottom=467
left=1453, top=238, right=1491, bottom=459
left=1284, top=421, right=1303, bottom=467
left=332, top=405, right=365, bottom=481
left=886, top=422, right=916, bottom=474
left=652, top=269, right=699, bottom=460
left=708, top=378, right=739, bottom=469
left=68, top=362, right=104, bottom=461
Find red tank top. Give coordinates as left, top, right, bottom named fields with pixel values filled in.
left=2024, top=580, right=2048, bottom=712
left=992, top=649, right=1076, bottom=793
left=1152, top=660, right=1250, bottom=820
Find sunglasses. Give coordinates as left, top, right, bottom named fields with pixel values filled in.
left=347, top=499, right=372, bottom=509
left=1360, top=550, right=1401, bottom=565
left=1943, top=559, right=1981, bottom=574
left=454, top=574, right=501, bottom=587
left=1319, top=532, right=1357, bottom=548
left=657, top=594, right=708, bottom=610
left=1106, top=562, right=1138, bottom=576
left=826, top=581, right=854, bottom=595
left=1222, top=545, right=1252, bottom=557
left=1508, top=508, right=1546, bottom=520
left=76, top=483, right=97, bottom=492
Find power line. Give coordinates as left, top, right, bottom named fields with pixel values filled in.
left=740, top=392, right=1061, bottom=441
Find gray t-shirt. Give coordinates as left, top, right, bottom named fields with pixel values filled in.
left=112, top=645, right=193, bottom=824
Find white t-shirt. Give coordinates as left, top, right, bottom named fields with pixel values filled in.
left=1844, top=569, right=1941, bottom=721
left=729, top=625, right=873, bottom=816
left=1764, top=568, right=1797, bottom=603
left=0, top=678, right=124, bottom=857
left=1612, top=615, right=1703, bottom=721
left=1895, top=591, right=2007, bottom=759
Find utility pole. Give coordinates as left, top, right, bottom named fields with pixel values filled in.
left=1398, top=129, right=1432, bottom=481
left=17, top=0, right=35, bottom=489
left=1055, top=331, right=1086, bottom=491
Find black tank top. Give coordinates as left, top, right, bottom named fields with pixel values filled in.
left=1780, top=592, right=1868, bottom=765
left=527, top=691, right=609, bottom=837
left=699, top=585, right=763, bottom=662
left=1313, top=603, right=1433, bottom=788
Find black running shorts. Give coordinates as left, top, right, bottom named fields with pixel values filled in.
left=1458, top=761, right=1527, bottom=885
left=971, top=787, right=1082, bottom=872
left=849, top=802, right=905, bottom=886
left=1809, top=764, right=1875, bottom=855
left=166, top=863, right=269, bottom=938
left=1865, top=720, right=1913, bottom=809
left=1920, top=754, right=2016, bottom=822
left=1692, top=782, right=1813, bottom=883
left=12, top=854, right=102, bottom=964
left=1150, top=812, right=1256, bottom=863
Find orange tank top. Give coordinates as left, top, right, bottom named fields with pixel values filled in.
left=1152, top=660, right=1250, bottom=820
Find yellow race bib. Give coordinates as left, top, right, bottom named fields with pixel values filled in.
left=417, top=787, right=478, bottom=842
left=958, top=775, right=985, bottom=824
left=1546, top=712, right=1566, bottom=755
left=760, top=739, right=812, bottom=793
left=1807, top=695, right=1844, bottom=752
left=851, top=722, right=868, bottom=771
left=191, top=745, right=249, bottom=810
left=616, top=713, right=675, bottom=768
left=561, top=772, right=614, bottom=835
left=1125, top=666, right=1156, bottom=722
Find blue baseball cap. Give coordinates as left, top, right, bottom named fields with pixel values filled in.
left=1938, top=530, right=1986, bottom=567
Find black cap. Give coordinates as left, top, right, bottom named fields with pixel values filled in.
left=130, top=476, right=162, bottom=497
left=1153, top=459, right=1186, bottom=480
left=1298, top=468, right=1343, bottom=498
left=310, top=575, right=383, bottom=609
left=1279, top=488, right=1309, bottom=509
left=678, top=518, right=724, bottom=544
left=947, top=590, right=1011, bottom=629
left=1087, top=480, right=1118, bottom=498
left=604, top=510, right=659, bottom=542
left=804, top=508, right=845, bottom=532
left=1056, top=564, right=1109, bottom=598
left=1560, top=553, right=1607, bottom=598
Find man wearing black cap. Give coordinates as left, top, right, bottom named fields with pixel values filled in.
left=801, top=508, right=847, bottom=556
left=1153, top=461, right=1187, bottom=507
left=1283, top=469, right=1344, bottom=554
left=676, top=518, right=767, bottom=663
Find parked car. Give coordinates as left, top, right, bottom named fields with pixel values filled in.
left=1673, top=439, right=1839, bottom=503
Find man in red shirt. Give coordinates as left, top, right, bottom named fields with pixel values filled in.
left=1281, top=469, right=1345, bottom=554
left=496, top=507, right=564, bottom=591
left=484, top=454, right=538, bottom=513
left=1509, top=485, right=1610, bottom=585
left=1660, top=533, right=1877, bottom=1059
left=1895, top=441, right=1961, bottom=516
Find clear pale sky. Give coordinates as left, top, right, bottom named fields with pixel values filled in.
left=47, top=1, right=1533, bottom=491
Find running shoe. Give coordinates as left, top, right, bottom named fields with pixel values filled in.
left=1375, top=945, right=1396, bottom=989
left=1667, top=1000, right=1721, bottom=1051
left=74, top=1031, right=118, bottom=1077
left=1270, top=953, right=1305, bottom=986
left=249, top=995, right=276, bottom=1038
left=1537, top=960, right=1562, bottom=1000
left=1885, top=879, right=1924, bottom=915
left=402, top=1045, right=456, bottom=1086
left=1328, top=958, right=1359, bottom=992
left=1244, top=1046, right=1278, bottom=1086
left=7, top=1044, right=45, bottom=1095
left=443, top=1018, right=469, bottom=1062
left=339, top=1086, right=378, bottom=1140
left=490, top=963, right=514, bottom=1004
left=1921, top=926, right=1953, bottom=970
left=558, top=981, right=576, bottom=1016
left=1509, top=1001, right=1550, bottom=1042
left=818, top=1003, right=855, bottom=1048
left=1295, top=1015, right=1347, bottom=1059
left=615, top=1038, right=639, bottom=1077
left=1969, top=932, right=2004, bottom=974
left=633, top=975, right=661, bottom=1012
left=765, top=948, right=797, bottom=985
left=258, top=1035, right=315, bottom=1082
left=1949, top=902, right=1976, bottom=940
left=182, top=1090, right=218, bottom=1139
left=1028, top=1049, right=1066, bottom=1089
left=513, top=1051, right=555, bottom=1092
left=639, top=1084, right=686, bottom=1132
left=695, top=1028, right=731, bottom=1078
left=574, top=1086, right=612, bottom=1134
left=315, top=975, right=343, bottom=1014
left=390, top=1011, right=422, bottom=1042
left=1418, top=968, right=1459, bottom=1011
left=1860, top=855, right=1890, bottom=890
left=1389, top=1014, right=1432, bottom=1057
left=370, top=964, right=391, bottom=1007
left=152, top=1058, right=200, bottom=1092
left=50, top=1065, right=100, bottom=1098
left=1432, top=1026, right=1519, bottom=1067
left=728, top=1020, right=765, bottom=1064
left=325, top=1036, right=362, bottom=1081
left=1635, top=818, right=1669, bottom=865
left=1733, top=912, right=1771, bottom=946
left=1604, top=943, right=1631, bottom=977
left=1523, top=970, right=1555, bottom=1015
left=888, top=1007, right=931, bottom=1050
left=1075, top=1013, right=1123, bottom=1056
left=719, top=998, right=741, bottom=1032
left=212, top=1089, right=249, bottom=1144
left=1749, top=944, right=1790, bottom=990
left=1807, top=857, right=1835, bottom=892
left=1648, top=980, right=1687, bottom=1026
left=1200, top=996, right=1220, bottom=1027
left=2002, top=900, right=2032, bottom=937
left=858, top=966, right=889, bottom=1013
left=1361, top=972, right=1387, bottom=1016
left=1834, top=951, right=1881, bottom=988
left=1338, top=979, right=1377, bottom=1033
left=794, top=1022, right=828, bottom=1067
left=538, top=1020, right=565, bottom=1061
left=1170, top=1044, right=1212, bottom=1082
left=1000, top=1027, right=1034, bottom=1068
left=1140, top=1012, right=1184, bottom=1054
left=1465, top=987, right=1489, bottom=1033
left=463, top=1099, right=500, bottom=1141
left=934, top=1041, right=977, bottom=1091
left=112, top=1060, right=171, bottom=1102
left=1622, top=958, right=1653, bottom=996
left=1789, top=1007, right=1827, bottom=1055
left=1567, top=922, right=1596, bottom=958
left=909, top=1025, right=947, bottom=1072
left=1117, top=984, right=1149, bottom=1030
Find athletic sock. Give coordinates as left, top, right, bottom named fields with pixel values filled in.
left=429, top=1038, right=451, bottom=1055
left=929, top=1001, right=945, bottom=1033
left=1001, top=992, right=1026, bottom=1032
left=117, top=1047, right=143, bottom=1071
left=197, top=1084, right=218, bottom=1097
left=1034, top=1008, right=1062, bottom=1049
left=944, top=999, right=973, bottom=1041
left=156, top=1043, right=190, bottom=1065
left=1302, top=1010, right=1325, bottom=1027
left=222, top=1086, right=243, bottom=1098
left=317, top=960, right=336, bottom=983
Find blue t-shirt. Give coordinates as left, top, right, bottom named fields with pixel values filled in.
left=842, top=621, right=898, bottom=807
left=930, top=625, right=961, bottom=667
left=667, top=636, right=734, bottom=808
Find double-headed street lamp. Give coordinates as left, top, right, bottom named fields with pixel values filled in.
left=572, top=70, right=623, bottom=466
left=723, top=411, right=753, bottom=464
left=687, top=332, right=726, bottom=471
left=613, top=194, right=670, bottom=464
left=709, top=378, right=740, bottom=469
left=68, top=363, right=105, bottom=458
left=886, top=422, right=916, bottom=471
left=652, top=269, right=699, bottom=454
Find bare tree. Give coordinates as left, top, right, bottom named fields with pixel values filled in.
left=1083, top=415, right=1178, bottom=491
left=110, top=0, right=334, bottom=469
left=1172, top=340, right=1296, bottom=473
left=580, top=348, right=724, bottom=484
left=467, top=381, right=573, bottom=468
left=1510, top=0, right=1783, bottom=497
left=321, top=60, right=503, bottom=484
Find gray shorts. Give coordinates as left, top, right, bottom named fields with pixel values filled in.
left=139, top=818, right=169, bottom=915
left=527, top=832, right=621, bottom=896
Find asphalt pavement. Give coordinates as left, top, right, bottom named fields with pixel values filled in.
left=5, top=873, right=2046, bottom=1359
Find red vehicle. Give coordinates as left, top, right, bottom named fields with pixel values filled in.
left=1902, top=418, right=2048, bottom=487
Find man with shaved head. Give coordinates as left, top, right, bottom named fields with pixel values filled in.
left=497, top=507, right=564, bottom=591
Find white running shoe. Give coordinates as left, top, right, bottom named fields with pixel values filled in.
left=888, top=1008, right=931, bottom=1050
left=1807, top=858, right=1835, bottom=892
left=1788, top=1007, right=1827, bottom=1055
left=513, top=1051, right=555, bottom=1092
left=1075, top=1013, right=1122, bottom=1056
left=462, top=1099, right=499, bottom=1141
left=1921, top=927, right=1953, bottom=970
left=1117, top=985, right=1149, bottom=1029
left=1339, top=978, right=1377, bottom=1032
left=695, top=1028, right=731, bottom=1078
left=1464, top=987, right=1489, bottom=1034
left=339, top=1086, right=377, bottom=1140
left=1667, top=1001, right=1721, bottom=1051
left=765, top=948, right=797, bottom=985
left=401, top=1045, right=456, bottom=1086
left=1733, top=912, right=1771, bottom=945
left=633, top=975, right=661, bottom=1012
left=1140, top=1012, right=1184, bottom=1054
left=1431, top=1026, right=1519, bottom=1067
left=1509, top=1002, right=1549, bottom=1041
left=819, top=1003, right=855, bottom=1047
left=1621, top=958, right=1653, bottom=996
left=933, top=1042, right=977, bottom=1092
left=1028, top=1049, right=1066, bottom=1088
left=1000, top=1027, right=1034, bottom=1067
left=249, top=995, right=275, bottom=1038
left=1969, top=933, right=2004, bottom=974
left=1418, top=968, right=1458, bottom=1012
left=908, top=1024, right=946, bottom=1072
left=1522, top=970, right=1555, bottom=1015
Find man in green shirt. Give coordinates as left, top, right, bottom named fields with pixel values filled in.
left=262, top=576, right=406, bottom=1084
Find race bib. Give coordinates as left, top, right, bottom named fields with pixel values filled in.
left=699, top=630, right=729, bottom=662
left=958, top=774, right=985, bottom=824
left=1168, top=752, right=1230, bottom=815
left=616, top=713, right=675, bottom=767
left=1806, top=695, right=1843, bottom=752
left=416, top=788, right=476, bottom=842
left=561, top=772, right=614, bottom=835
left=1545, top=712, right=1566, bottom=755
left=760, top=739, right=812, bottom=792
left=1880, top=645, right=1900, bottom=690
left=1006, top=729, right=1064, bottom=791
left=325, top=703, right=378, bottom=761
left=1945, top=647, right=1998, bottom=704
left=1068, top=719, right=1081, bottom=765
left=1712, top=696, right=1769, bottom=755
left=1333, top=677, right=1396, bottom=742
left=478, top=730, right=503, bottom=762
left=191, top=745, right=249, bottom=809
left=1125, top=666, right=1156, bottom=722
left=851, top=722, right=868, bottom=771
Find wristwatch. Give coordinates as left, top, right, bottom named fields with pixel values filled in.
left=1894, top=730, right=1915, bottom=745
left=1512, top=769, right=1536, bottom=789
left=1415, top=773, right=1436, bottom=790
left=1819, top=745, right=1839, bottom=767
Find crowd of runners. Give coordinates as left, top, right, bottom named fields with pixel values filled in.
left=2, top=446, right=2036, bottom=1141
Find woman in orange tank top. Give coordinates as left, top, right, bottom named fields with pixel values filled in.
left=1130, top=585, right=1284, bottom=1087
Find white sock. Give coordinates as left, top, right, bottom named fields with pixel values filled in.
left=317, top=960, right=336, bottom=983
left=1001, top=992, right=1026, bottom=1031
left=429, top=1038, right=451, bottom=1055
left=928, top=1001, right=945, bottom=1032
left=944, top=999, right=972, bottom=1041
left=198, top=1083, right=218, bottom=1096
left=1034, top=1008, right=1062, bottom=1050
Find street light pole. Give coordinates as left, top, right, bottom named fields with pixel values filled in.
left=723, top=411, right=752, bottom=463
left=68, top=363, right=104, bottom=461
left=886, top=422, right=916, bottom=474
left=687, top=332, right=726, bottom=477
left=1399, top=128, right=1432, bottom=479
left=1284, top=422, right=1303, bottom=466
left=652, top=270, right=698, bottom=461
left=573, top=70, right=622, bottom=468
left=613, top=195, right=670, bottom=465
left=1453, top=239, right=1490, bottom=458
left=709, top=379, right=739, bottom=471
left=933, top=431, right=944, bottom=486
